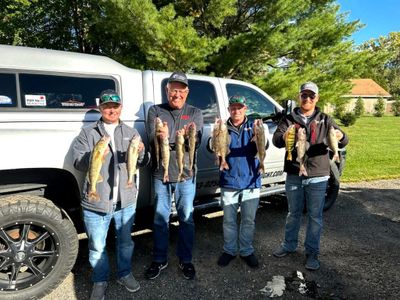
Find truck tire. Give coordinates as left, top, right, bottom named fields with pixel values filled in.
left=0, top=194, right=78, bottom=300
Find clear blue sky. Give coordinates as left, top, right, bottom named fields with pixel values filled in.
left=336, top=0, right=400, bottom=44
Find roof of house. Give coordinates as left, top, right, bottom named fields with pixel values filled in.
left=345, top=79, right=391, bottom=98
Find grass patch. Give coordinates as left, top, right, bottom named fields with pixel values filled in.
left=340, top=115, right=400, bottom=182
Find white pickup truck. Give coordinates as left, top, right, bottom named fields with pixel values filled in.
left=0, top=45, right=344, bottom=299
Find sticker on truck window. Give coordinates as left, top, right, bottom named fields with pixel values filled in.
left=25, top=94, right=47, bottom=106
left=61, top=99, right=85, bottom=107
left=0, top=95, right=12, bottom=104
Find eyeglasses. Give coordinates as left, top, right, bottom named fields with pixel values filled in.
left=168, top=88, right=189, bottom=95
left=300, top=93, right=316, bottom=100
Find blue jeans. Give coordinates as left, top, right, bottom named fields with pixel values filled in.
left=221, top=188, right=260, bottom=256
left=83, top=203, right=136, bottom=282
left=153, top=178, right=196, bottom=263
left=281, top=174, right=328, bottom=255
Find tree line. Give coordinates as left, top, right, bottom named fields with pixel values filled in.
left=1, top=0, right=399, bottom=108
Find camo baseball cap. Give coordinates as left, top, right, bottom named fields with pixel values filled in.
left=99, top=89, right=121, bottom=105
left=300, top=82, right=319, bottom=94
left=229, top=95, right=247, bottom=106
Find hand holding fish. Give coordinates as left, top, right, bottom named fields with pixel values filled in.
left=335, top=129, right=343, bottom=141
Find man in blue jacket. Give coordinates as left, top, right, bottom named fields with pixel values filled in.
left=216, top=95, right=266, bottom=268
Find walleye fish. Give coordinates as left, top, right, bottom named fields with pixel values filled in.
left=88, top=136, right=111, bottom=201
left=127, top=135, right=141, bottom=188
left=159, top=121, right=170, bottom=183
left=252, top=119, right=266, bottom=174
left=187, top=122, right=197, bottom=177
left=176, top=128, right=186, bottom=182
left=296, top=127, right=308, bottom=176
left=285, top=125, right=296, bottom=161
left=212, top=118, right=230, bottom=171
left=328, top=126, right=340, bottom=162
left=154, top=117, right=164, bottom=170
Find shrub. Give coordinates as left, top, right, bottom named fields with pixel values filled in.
left=374, top=97, right=385, bottom=117
left=339, top=112, right=357, bottom=127
left=354, top=97, right=365, bottom=117
left=334, top=102, right=346, bottom=119
left=392, top=99, right=400, bottom=116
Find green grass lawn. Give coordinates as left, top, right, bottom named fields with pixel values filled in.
left=340, top=115, right=400, bottom=182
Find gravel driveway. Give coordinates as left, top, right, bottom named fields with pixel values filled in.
left=44, top=179, right=400, bottom=299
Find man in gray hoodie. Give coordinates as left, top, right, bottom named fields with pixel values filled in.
left=73, top=90, right=149, bottom=300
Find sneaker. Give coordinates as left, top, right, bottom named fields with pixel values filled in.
left=305, top=254, right=320, bottom=270
left=117, top=273, right=140, bottom=292
left=145, top=261, right=168, bottom=280
left=240, top=253, right=259, bottom=268
left=90, top=282, right=107, bottom=300
left=179, top=262, right=196, bottom=280
left=273, top=246, right=294, bottom=258
left=217, top=252, right=236, bottom=267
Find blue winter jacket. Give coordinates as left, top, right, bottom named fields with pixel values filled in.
left=219, top=117, right=261, bottom=189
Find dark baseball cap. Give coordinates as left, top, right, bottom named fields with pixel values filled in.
left=168, top=71, right=188, bottom=86
left=99, top=89, right=121, bottom=105
left=229, top=95, right=247, bottom=106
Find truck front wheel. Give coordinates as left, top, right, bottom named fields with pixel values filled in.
left=0, top=194, right=78, bottom=300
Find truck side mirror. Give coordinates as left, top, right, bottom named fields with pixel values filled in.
left=285, top=99, right=296, bottom=115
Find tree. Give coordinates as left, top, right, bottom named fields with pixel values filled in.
left=358, top=32, right=400, bottom=99
left=1, top=0, right=367, bottom=107
left=392, top=99, right=400, bottom=116
left=374, top=97, right=385, bottom=117
left=354, top=96, right=365, bottom=117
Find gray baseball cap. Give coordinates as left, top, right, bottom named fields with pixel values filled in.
left=300, top=82, right=319, bottom=94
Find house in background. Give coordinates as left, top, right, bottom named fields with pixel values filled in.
left=324, top=78, right=393, bottom=114
left=344, top=79, right=392, bottom=113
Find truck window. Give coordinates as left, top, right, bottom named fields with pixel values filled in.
left=226, top=84, right=275, bottom=119
left=19, top=74, right=116, bottom=109
left=162, top=79, right=218, bottom=122
left=0, top=73, right=17, bottom=107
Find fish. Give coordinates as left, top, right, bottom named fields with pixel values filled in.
left=176, top=128, right=186, bottom=182
left=296, top=127, right=308, bottom=176
left=212, top=118, right=230, bottom=171
left=252, top=119, right=266, bottom=174
left=160, top=121, right=170, bottom=182
left=126, top=135, right=141, bottom=187
left=187, top=122, right=197, bottom=177
left=285, top=125, right=296, bottom=161
left=328, top=126, right=340, bottom=162
left=88, top=136, right=111, bottom=201
left=154, top=117, right=164, bottom=170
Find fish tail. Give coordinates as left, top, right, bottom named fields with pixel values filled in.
left=299, top=164, right=308, bottom=176
left=220, top=160, right=229, bottom=171
left=88, top=191, right=100, bottom=201
left=287, top=152, right=292, bottom=161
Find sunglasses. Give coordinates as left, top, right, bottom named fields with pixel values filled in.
left=300, top=93, right=316, bottom=100
left=100, top=94, right=121, bottom=103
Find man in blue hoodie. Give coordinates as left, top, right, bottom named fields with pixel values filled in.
left=216, top=95, right=266, bottom=268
